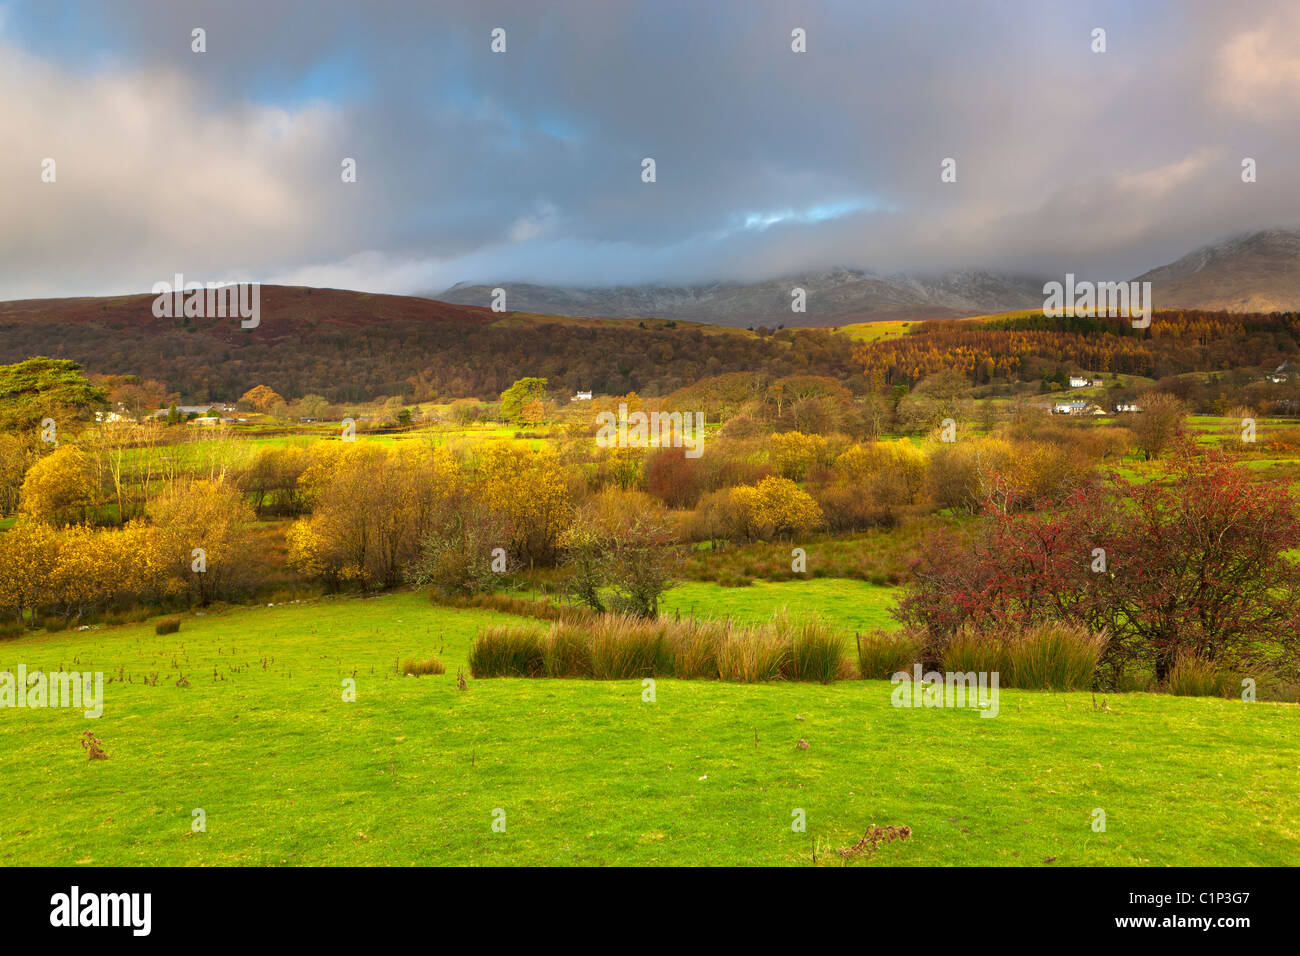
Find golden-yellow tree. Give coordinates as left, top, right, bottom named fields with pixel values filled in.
left=476, top=445, right=573, bottom=565
left=0, top=520, right=58, bottom=624
left=729, top=476, right=824, bottom=540
left=149, top=478, right=255, bottom=605
left=20, top=445, right=96, bottom=526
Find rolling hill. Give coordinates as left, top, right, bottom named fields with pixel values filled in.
left=0, top=286, right=854, bottom=404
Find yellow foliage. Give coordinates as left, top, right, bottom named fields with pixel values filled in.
left=0, top=519, right=58, bottom=619
left=729, top=476, right=824, bottom=540
left=477, top=444, right=573, bottom=562
left=149, top=478, right=256, bottom=604
left=769, top=431, right=828, bottom=480
left=19, top=445, right=95, bottom=526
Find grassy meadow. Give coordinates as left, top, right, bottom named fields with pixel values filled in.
left=3, top=588, right=1298, bottom=866
left=4, top=348, right=1299, bottom=869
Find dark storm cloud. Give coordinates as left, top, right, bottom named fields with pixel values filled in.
left=2, top=0, right=1299, bottom=299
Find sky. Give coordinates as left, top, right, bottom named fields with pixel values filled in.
left=2, top=0, right=1300, bottom=300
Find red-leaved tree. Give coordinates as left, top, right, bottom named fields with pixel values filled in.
left=898, top=443, right=1300, bottom=683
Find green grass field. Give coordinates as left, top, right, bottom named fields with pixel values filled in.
left=3, top=587, right=1296, bottom=866
left=837, top=319, right=917, bottom=343
left=662, top=579, right=899, bottom=632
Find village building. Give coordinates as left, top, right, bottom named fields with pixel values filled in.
left=1266, top=361, right=1295, bottom=384
left=1053, top=400, right=1105, bottom=415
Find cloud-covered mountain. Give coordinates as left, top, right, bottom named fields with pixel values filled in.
left=436, top=228, right=1300, bottom=325
left=1137, top=229, right=1300, bottom=313
left=434, top=268, right=1048, bottom=328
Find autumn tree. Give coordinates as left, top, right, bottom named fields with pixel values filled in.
left=408, top=495, right=514, bottom=597
left=643, top=446, right=705, bottom=508
left=476, top=444, right=574, bottom=565
left=899, top=446, right=1300, bottom=684
left=729, top=476, right=824, bottom=541
left=1130, top=392, right=1187, bottom=460
left=896, top=370, right=972, bottom=433
left=297, top=394, right=330, bottom=418
left=288, top=445, right=461, bottom=590
left=833, top=441, right=928, bottom=512
left=90, top=373, right=174, bottom=418
left=149, top=478, right=256, bottom=605
left=769, top=430, right=828, bottom=481
left=560, top=489, right=676, bottom=617
left=240, top=445, right=313, bottom=516
left=237, top=384, right=285, bottom=414
left=44, top=522, right=162, bottom=622
left=499, top=377, right=549, bottom=424
left=0, top=520, right=58, bottom=624
left=20, top=445, right=96, bottom=526
left=0, top=433, right=38, bottom=515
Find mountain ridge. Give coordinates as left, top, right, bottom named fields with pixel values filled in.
left=434, top=228, right=1300, bottom=325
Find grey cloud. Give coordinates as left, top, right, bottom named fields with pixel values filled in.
left=2, top=0, right=1299, bottom=299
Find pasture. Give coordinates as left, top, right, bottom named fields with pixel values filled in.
left=2, top=588, right=1297, bottom=866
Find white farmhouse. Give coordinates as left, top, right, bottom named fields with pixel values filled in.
left=1053, top=400, right=1105, bottom=415
left=1266, top=362, right=1294, bottom=384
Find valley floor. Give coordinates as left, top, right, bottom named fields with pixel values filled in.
left=2, top=587, right=1297, bottom=866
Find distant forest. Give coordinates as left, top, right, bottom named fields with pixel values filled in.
left=0, top=288, right=859, bottom=403
left=855, top=311, right=1300, bottom=386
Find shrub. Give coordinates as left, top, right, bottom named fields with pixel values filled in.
left=940, top=627, right=1011, bottom=677
left=409, top=492, right=514, bottom=598
left=401, top=656, right=446, bottom=676
left=470, top=612, right=856, bottom=684
left=1005, top=623, right=1104, bottom=690
left=1167, top=653, right=1234, bottom=697
left=940, top=623, right=1103, bottom=690
left=716, top=570, right=753, bottom=588
left=643, top=447, right=705, bottom=508
left=103, top=605, right=160, bottom=627
left=544, top=623, right=595, bottom=678
left=729, top=477, right=824, bottom=541
left=560, top=493, right=678, bottom=618
left=899, top=447, right=1300, bottom=683
left=777, top=614, right=845, bottom=683
left=857, top=628, right=924, bottom=680
left=717, top=626, right=789, bottom=682
left=814, top=484, right=894, bottom=532
left=469, top=626, right=546, bottom=677
left=155, top=616, right=182, bottom=635
left=589, top=615, right=664, bottom=679
left=664, top=621, right=723, bottom=679
left=1255, top=677, right=1299, bottom=704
